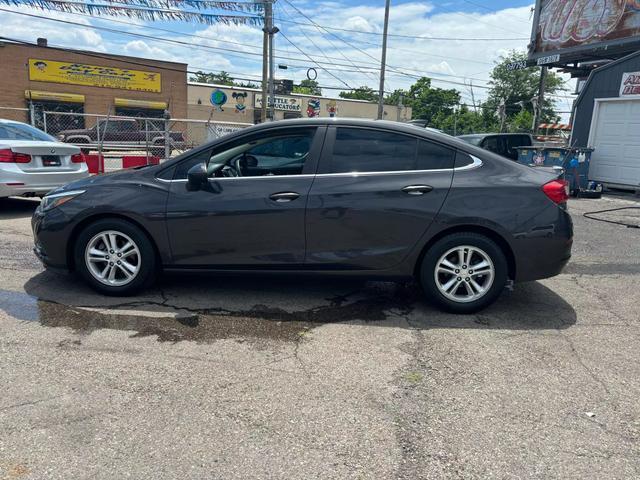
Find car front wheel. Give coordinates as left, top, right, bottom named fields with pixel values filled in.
left=74, top=218, right=157, bottom=295
left=420, top=232, right=508, bottom=314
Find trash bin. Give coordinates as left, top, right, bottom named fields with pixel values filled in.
left=517, top=146, right=600, bottom=197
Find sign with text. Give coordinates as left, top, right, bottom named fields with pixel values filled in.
left=254, top=94, right=301, bottom=111
left=530, top=0, right=640, bottom=62
left=28, top=58, right=162, bottom=92
left=620, top=72, right=640, bottom=97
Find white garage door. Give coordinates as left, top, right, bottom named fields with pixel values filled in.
left=589, top=99, right=640, bottom=188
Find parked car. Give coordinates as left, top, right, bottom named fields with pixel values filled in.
left=458, top=133, right=533, bottom=161
left=57, top=118, right=185, bottom=157
left=32, top=118, right=572, bottom=313
left=0, top=119, right=89, bottom=199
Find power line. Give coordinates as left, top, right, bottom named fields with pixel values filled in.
left=277, top=1, right=378, bottom=83
left=273, top=16, right=529, bottom=41
left=277, top=30, right=354, bottom=90
left=0, top=7, right=497, bottom=87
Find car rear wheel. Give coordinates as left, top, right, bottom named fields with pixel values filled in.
left=74, top=218, right=157, bottom=296
left=420, top=232, right=508, bottom=314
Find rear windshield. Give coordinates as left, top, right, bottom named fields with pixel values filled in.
left=0, top=123, right=57, bottom=142
left=458, top=135, right=483, bottom=146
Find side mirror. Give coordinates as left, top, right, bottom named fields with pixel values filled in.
left=186, top=163, right=208, bottom=191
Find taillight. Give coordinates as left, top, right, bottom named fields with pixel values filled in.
left=0, top=149, right=31, bottom=163
left=542, top=179, right=569, bottom=204
left=71, top=153, right=85, bottom=163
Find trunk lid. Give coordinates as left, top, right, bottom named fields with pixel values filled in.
left=0, top=141, right=81, bottom=172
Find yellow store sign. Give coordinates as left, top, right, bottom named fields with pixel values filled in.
left=28, top=58, right=161, bottom=93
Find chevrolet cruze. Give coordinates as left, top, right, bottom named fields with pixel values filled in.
left=32, top=118, right=573, bottom=313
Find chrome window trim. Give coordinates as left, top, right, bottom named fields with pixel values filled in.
left=155, top=154, right=482, bottom=183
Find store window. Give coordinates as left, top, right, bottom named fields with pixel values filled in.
left=30, top=101, right=84, bottom=135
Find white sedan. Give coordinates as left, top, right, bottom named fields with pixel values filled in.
left=0, top=118, right=89, bottom=198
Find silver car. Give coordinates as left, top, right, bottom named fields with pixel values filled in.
left=0, top=119, right=89, bottom=198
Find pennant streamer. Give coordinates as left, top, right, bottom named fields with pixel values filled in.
left=101, top=0, right=264, bottom=12
left=0, top=0, right=264, bottom=24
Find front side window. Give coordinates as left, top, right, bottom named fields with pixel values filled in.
left=326, top=128, right=417, bottom=173
left=172, top=128, right=315, bottom=180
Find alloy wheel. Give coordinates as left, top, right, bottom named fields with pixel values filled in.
left=434, top=245, right=495, bottom=303
left=85, top=230, right=141, bottom=286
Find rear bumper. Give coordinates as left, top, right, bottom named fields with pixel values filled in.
left=513, top=206, right=574, bottom=282
left=1, top=166, right=89, bottom=198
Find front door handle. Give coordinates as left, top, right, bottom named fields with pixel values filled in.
left=401, top=185, right=433, bottom=195
left=269, top=192, right=300, bottom=202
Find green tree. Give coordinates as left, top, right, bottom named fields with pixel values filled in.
left=293, top=79, right=322, bottom=96
left=189, top=70, right=234, bottom=86
left=339, top=86, right=379, bottom=102
left=486, top=51, right=564, bottom=126
left=236, top=81, right=259, bottom=89
left=402, top=77, right=461, bottom=127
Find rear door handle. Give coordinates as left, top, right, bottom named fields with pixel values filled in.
left=401, top=185, right=433, bottom=195
left=269, top=192, right=300, bottom=202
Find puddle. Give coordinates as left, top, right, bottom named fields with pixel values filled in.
left=0, top=284, right=418, bottom=344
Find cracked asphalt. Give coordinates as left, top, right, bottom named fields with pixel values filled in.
left=0, top=193, right=639, bottom=479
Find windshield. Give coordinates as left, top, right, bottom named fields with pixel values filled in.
left=0, top=123, right=57, bottom=142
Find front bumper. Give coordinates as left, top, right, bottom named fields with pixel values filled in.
left=31, top=207, right=73, bottom=271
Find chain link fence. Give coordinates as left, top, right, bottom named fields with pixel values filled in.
left=36, top=111, right=251, bottom=170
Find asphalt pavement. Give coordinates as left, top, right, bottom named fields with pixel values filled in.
left=0, top=193, right=639, bottom=479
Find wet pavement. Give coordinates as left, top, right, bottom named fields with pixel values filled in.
left=0, top=195, right=639, bottom=479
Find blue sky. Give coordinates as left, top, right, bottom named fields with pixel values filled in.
left=0, top=0, right=574, bottom=114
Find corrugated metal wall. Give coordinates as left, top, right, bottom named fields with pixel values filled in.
left=572, top=51, right=640, bottom=147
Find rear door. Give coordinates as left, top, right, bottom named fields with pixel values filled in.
left=305, top=126, right=454, bottom=270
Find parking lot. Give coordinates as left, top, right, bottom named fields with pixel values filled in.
left=0, top=194, right=639, bottom=479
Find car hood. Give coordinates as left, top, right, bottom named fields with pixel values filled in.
left=47, top=165, right=153, bottom=196
left=57, top=129, right=89, bottom=135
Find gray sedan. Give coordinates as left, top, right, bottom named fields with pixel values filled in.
left=32, top=118, right=572, bottom=313
left=0, top=119, right=89, bottom=198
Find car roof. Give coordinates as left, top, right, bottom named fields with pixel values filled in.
left=0, top=118, right=28, bottom=126
left=243, top=117, right=473, bottom=149
left=458, top=132, right=531, bottom=139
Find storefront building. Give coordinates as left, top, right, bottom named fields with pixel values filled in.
left=187, top=82, right=411, bottom=125
left=0, top=39, right=187, bottom=133
left=572, top=51, right=640, bottom=190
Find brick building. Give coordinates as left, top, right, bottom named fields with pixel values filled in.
left=0, top=39, right=187, bottom=133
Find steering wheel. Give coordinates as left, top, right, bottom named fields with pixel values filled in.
left=221, top=165, right=239, bottom=177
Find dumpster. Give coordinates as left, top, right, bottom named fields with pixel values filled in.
left=516, top=146, right=601, bottom=197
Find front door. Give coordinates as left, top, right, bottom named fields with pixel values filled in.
left=165, top=126, right=324, bottom=267
left=305, top=126, right=454, bottom=270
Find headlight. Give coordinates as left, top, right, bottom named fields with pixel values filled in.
left=40, top=189, right=85, bottom=212
left=57, top=134, right=65, bottom=141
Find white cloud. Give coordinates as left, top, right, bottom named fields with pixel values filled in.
left=0, top=0, right=575, bottom=118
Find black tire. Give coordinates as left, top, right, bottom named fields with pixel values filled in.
left=74, top=218, right=157, bottom=296
left=419, top=232, right=508, bottom=314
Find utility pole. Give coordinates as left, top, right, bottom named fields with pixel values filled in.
left=377, top=0, right=391, bottom=120
left=396, top=93, right=403, bottom=122
left=533, top=66, right=547, bottom=135
left=260, top=0, right=278, bottom=122
left=261, top=1, right=269, bottom=123
left=469, top=80, right=477, bottom=113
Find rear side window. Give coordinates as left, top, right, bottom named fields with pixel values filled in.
left=325, top=128, right=417, bottom=173
left=455, top=151, right=476, bottom=168
left=416, top=140, right=455, bottom=170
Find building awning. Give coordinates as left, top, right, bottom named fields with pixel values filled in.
left=25, top=90, right=85, bottom=103
left=114, top=98, right=167, bottom=110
